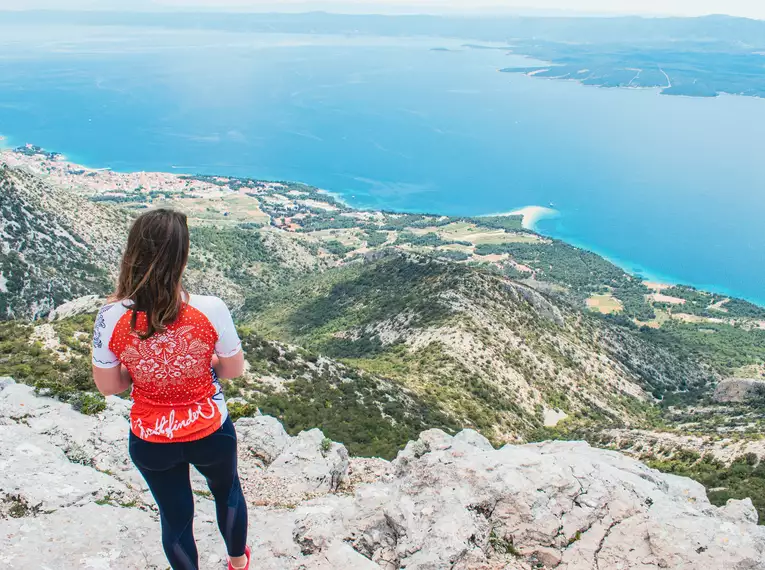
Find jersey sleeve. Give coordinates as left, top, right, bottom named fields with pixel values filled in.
left=92, top=303, right=121, bottom=368
left=210, top=298, right=242, bottom=357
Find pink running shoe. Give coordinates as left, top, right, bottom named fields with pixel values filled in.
left=228, top=546, right=251, bottom=570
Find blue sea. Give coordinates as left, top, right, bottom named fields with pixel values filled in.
left=1, top=22, right=764, bottom=304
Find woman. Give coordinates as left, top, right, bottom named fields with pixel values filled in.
left=91, top=208, right=250, bottom=570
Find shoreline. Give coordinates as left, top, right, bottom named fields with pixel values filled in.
left=550, top=232, right=765, bottom=306
left=1, top=139, right=763, bottom=308
left=499, top=205, right=558, bottom=231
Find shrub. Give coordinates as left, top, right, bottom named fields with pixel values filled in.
left=70, top=393, right=107, bottom=416
left=227, top=401, right=259, bottom=422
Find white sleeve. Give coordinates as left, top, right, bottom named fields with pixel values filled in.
left=190, top=296, right=242, bottom=357
left=92, top=303, right=121, bottom=368
left=212, top=298, right=242, bottom=357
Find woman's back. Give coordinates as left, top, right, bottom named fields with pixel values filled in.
left=93, top=294, right=240, bottom=442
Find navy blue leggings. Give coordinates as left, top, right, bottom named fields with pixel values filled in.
left=129, top=418, right=248, bottom=570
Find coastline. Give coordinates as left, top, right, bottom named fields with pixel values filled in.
left=1, top=140, right=763, bottom=308
left=548, top=231, right=765, bottom=306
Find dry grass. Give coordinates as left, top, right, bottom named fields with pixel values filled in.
left=651, top=293, right=687, bottom=305
left=411, top=222, right=543, bottom=245
left=586, top=294, right=624, bottom=315
left=158, top=193, right=270, bottom=225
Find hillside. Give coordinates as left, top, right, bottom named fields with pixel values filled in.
left=0, top=166, right=128, bottom=319
left=0, top=310, right=453, bottom=459
left=0, top=160, right=335, bottom=316
left=183, top=224, right=332, bottom=312
left=246, top=252, right=715, bottom=443
left=7, top=145, right=765, bottom=337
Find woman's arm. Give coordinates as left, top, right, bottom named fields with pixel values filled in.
left=92, top=364, right=132, bottom=397
left=206, top=297, right=245, bottom=380
left=212, top=351, right=245, bottom=379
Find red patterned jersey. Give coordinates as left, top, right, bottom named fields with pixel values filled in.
left=92, top=295, right=241, bottom=443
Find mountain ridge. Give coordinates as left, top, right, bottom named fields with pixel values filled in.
left=245, top=251, right=717, bottom=441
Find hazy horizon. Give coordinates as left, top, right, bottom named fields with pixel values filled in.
left=1, top=0, right=765, bottom=20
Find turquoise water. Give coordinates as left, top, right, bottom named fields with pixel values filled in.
left=1, top=24, right=764, bottom=304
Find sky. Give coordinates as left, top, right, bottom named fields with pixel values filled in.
left=1, top=0, right=764, bottom=19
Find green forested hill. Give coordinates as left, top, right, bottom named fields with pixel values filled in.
left=244, top=252, right=717, bottom=443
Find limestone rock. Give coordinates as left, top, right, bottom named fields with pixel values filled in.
left=0, top=503, right=169, bottom=568
left=508, top=281, right=565, bottom=326
left=47, top=294, right=104, bottom=321
left=2, top=387, right=765, bottom=570
left=348, top=457, right=393, bottom=487
left=0, top=382, right=145, bottom=490
left=363, top=432, right=765, bottom=570
left=0, top=423, right=133, bottom=511
left=453, top=428, right=494, bottom=451
left=292, top=496, right=356, bottom=555
left=236, top=415, right=291, bottom=468
left=323, top=541, right=382, bottom=569
left=721, top=497, right=759, bottom=525
left=267, top=428, right=350, bottom=494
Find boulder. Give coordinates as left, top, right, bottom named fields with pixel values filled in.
left=721, top=497, right=759, bottom=525
left=235, top=415, right=291, bottom=468
left=267, top=428, right=350, bottom=494
left=453, top=428, right=494, bottom=451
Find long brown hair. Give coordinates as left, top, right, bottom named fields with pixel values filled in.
left=114, top=208, right=190, bottom=339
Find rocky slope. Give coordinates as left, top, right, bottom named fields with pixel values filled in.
left=601, top=428, right=765, bottom=466
left=0, top=166, right=129, bottom=319
left=1, top=379, right=764, bottom=570
left=714, top=378, right=765, bottom=403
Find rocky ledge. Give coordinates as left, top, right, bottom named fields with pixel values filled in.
left=1, top=378, right=764, bottom=570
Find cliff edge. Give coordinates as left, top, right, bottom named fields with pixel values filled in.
left=1, top=378, right=763, bottom=570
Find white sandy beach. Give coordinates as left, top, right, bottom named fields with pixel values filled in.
left=502, top=205, right=558, bottom=231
